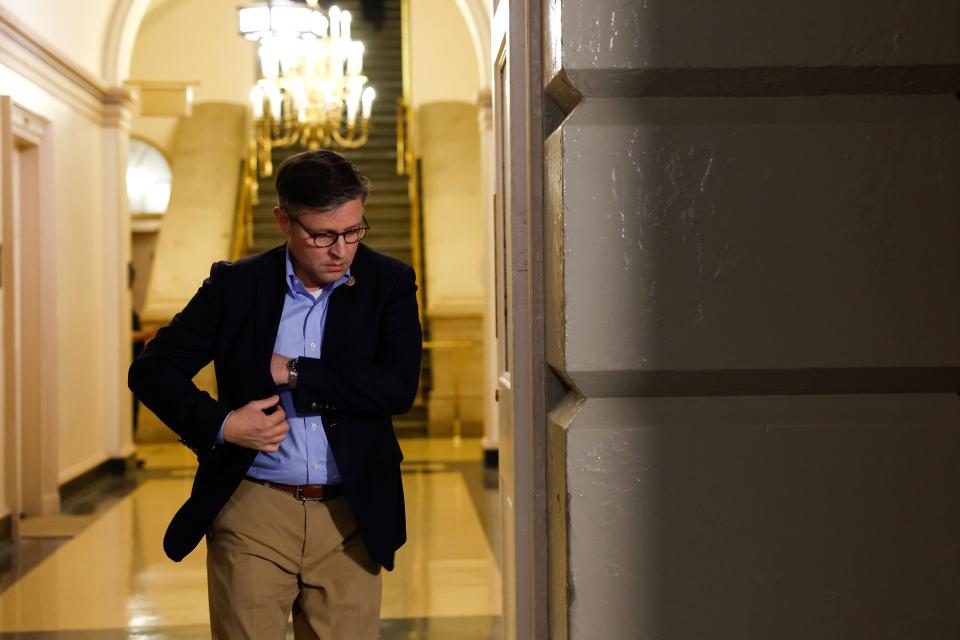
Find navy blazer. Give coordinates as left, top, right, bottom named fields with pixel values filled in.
left=128, top=243, right=422, bottom=570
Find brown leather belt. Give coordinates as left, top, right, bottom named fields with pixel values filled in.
left=245, top=477, right=344, bottom=501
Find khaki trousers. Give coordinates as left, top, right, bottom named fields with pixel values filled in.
left=206, top=479, right=382, bottom=639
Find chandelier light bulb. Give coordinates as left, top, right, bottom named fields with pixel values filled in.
left=330, top=43, right=345, bottom=78
left=361, top=87, right=375, bottom=120
left=329, top=6, right=341, bottom=39
left=266, top=84, right=282, bottom=120
left=347, top=41, right=364, bottom=76
left=258, top=38, right=281, bottom=80
left=339, top=10, right=352, bottom=42
left=346, top=87, right=361, bottom=126
left=249, top=84, right=265, bottom=118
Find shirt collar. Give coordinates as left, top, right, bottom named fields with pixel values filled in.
left=284, top=246, right=351, bottom=297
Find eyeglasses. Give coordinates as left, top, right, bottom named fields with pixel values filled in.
left=290, top=216, right=370, bottom=248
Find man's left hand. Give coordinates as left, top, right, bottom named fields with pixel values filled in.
left=271, top=353, right=291, bottom=386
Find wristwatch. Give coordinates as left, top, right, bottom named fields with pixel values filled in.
left=286, top=357, right=300, bottom=389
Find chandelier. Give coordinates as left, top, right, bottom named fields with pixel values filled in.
left=238, top=0, right=376, bottom=176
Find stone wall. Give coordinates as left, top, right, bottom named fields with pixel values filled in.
left=543, top=1, right=960, bottom=637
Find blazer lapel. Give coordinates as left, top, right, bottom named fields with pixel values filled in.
left=254, top=246, right=287, bottom=387
left=323, top=244, right=367, bottom=360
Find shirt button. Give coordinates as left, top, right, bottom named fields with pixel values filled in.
left=310, top=402, right=318, bottom=410
left=310, top=342, right=317, bottom=349
left=311, top=422, right=318, bottom=431
left=313, top=463, right=320, bottom=470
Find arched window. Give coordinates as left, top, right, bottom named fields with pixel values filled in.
left=127, top=138, right=172, bottom=214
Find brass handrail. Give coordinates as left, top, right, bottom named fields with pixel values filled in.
left=408, top=163, right=424, bottom=328
left=396, top=97, right=407, bottom=176
left=396, top=98, right=416, bottom=178
left=397, top=97, right=424, bottom=327
left=230, top=140, right=258, bottom=262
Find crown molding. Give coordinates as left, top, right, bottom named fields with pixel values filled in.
left=0, top=6, right=134, bottom=126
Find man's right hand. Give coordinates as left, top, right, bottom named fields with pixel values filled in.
left=222, top=395, right=289, bottom=452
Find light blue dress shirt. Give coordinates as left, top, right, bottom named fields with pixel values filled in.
left=242, top=248, right=350, bottom=484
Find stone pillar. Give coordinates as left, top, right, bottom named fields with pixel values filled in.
left=543, top=1, right=960, bottom=638
left=419, top=101, right=486, bottom=437
left=101, top=86, right=137, bottom=462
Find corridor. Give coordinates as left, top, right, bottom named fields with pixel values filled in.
left=0, top=438, right=501, bottom=639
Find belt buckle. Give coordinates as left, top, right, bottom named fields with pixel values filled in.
left=295, top=484, right=305, bottom=501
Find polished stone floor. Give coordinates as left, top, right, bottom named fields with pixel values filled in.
left=0, top=438, right=501, bottom=638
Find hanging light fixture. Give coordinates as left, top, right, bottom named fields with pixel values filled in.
left=238, top=0, right=376, bottom=176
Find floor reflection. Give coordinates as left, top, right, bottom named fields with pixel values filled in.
left=0, top=438, right=501, bottom=638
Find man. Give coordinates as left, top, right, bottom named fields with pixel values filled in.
left=128, top=150, right=421, bottom=639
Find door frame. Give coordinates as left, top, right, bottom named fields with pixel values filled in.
left=1, top=96, right=60, bottom=535
left=491, top=1, right=548, bottom=637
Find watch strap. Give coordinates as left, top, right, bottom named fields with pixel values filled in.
left=287, top=357, right=300, bottom=389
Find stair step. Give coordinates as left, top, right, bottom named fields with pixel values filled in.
left=364, top=206, right=415, bottom=218
left=369, top=227, right=411, bottom=236
left=252, top=204, right=412, bottom=220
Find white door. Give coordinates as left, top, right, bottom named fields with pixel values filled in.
left=1, top=98, right=58, bottom=536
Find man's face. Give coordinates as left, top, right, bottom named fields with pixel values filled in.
left=274, top=197, right=365, bottom=289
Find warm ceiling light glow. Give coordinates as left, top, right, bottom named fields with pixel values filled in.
left=238, top=0, right=376, bottom=172
left=238, top=6, right=270, bottom=38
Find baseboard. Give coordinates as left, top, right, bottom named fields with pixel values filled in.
left=58, top=453, right=137, bottom=503
left=483, top=448, right=499, bottom=468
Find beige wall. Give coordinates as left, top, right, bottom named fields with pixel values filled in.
left=130, top=118, right=177, bottom=160
left=0, top=0, right=116, bottom=80
left=53, top=115, right=112, bottom=483
left=0, top=63, right=126, bottom=492
left=419, top=103, right=485, bottom=313
left=408, top=0, right=481, bottom=129
left=0, top=0, right=141, bottom=523
left=418, top=103, right=485, bottom=434
left=128, top=0, right=257, bottom=156
left=130, top=0, right=256, bottom=102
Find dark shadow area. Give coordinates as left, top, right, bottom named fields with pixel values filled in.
left=0, top=470, right=140, bottom=594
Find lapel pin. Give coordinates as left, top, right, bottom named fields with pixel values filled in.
left=346, top=276, right=357, bottom=287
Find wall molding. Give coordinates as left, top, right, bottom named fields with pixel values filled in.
left=453, top=0, right=492, bottom=88
left=8, top=101, right=46, bottom=144
left=58, top=453, right=137, bottom=504
left=102, top=0, right=153, bottom=85
left=57, top=452, right=109, bottom=487
left=0, top=6, right=126, bottom=126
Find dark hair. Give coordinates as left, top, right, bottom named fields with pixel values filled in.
left=274, top=149, right=370, bottom=215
